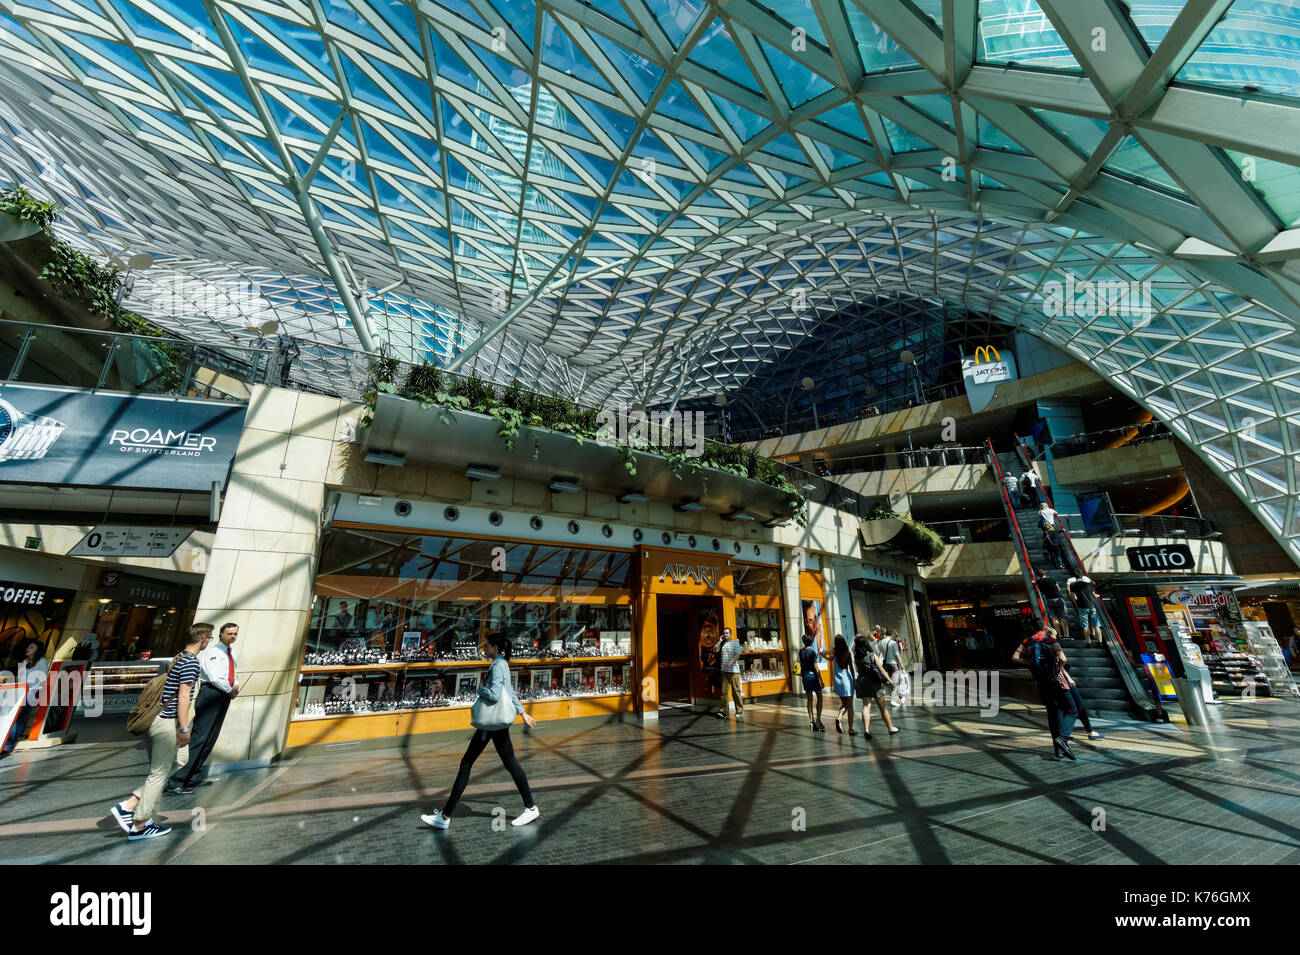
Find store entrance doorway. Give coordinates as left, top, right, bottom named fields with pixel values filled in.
left=655, top=594, right=725, bottom=706
left=656, top=607, right=691, bottom=703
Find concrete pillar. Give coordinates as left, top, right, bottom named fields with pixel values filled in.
left=197, top=386, right=344, bottom=768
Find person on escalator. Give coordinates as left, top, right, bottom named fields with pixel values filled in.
left=1041, top=525, right=1066, bottom=571
left=1002, top=471, right=1021, bottom=508
left=1021, top=467, right=1043, bottom=506
left=1035, top=569, right=1070, bottom=639
left=1067, top=573, right=1103, bottom=647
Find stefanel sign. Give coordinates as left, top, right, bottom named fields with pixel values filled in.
left=0, top=383, right=245, bottom=491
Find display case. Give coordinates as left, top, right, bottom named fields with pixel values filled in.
left=289, top=528, right=638, bottom=745
left=732, top=562, right=790, bottom=696
left=1242, top=622, right=1299, bottom=698
left=78, top=659, right=168, bottom=714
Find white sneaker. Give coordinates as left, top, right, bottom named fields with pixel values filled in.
left=420, top=811, right=450, bottom=830
left=511, top=806, right=540, bottom=828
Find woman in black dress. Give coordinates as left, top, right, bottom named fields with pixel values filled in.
left=799, top=633, right=825, bottom=732
left=853, top=633, right=899, bottom=739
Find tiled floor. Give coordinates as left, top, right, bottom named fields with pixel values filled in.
left=2, top=694, right=1298, bottom=865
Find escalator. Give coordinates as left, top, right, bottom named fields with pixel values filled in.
left=985, top=439, right=1160, bottom=722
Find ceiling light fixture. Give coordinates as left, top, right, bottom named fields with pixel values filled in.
left=466, top=466, right=500, bottom=481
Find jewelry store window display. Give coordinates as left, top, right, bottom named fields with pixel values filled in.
left=293, top=528, right=636, bottom=736
left=421, top=630, right=540, bottom=831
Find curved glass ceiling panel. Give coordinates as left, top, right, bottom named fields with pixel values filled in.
left=1124, top=1, right=1185, bottom=53
left=0, top=0, right=1296, bottom=566
left=1178, top=0, right=1300, bottom=96
left=1106, top=136, right=1185, bottom=195
left=1031, top=107, right=1111, bottom=155
left=1225, top=149, right=1300, bottom=226
left=976, top=0, right=1081, bottom=69
left=847, top=6, right=923, bottom=73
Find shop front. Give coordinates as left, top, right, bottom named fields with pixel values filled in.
left=639, top=550, right=788, bottom=712
left=0, top=580, right=81, bottom=749
left=1106, top=577, right=1294, bottom=697
left=928, top=585, right=1037, bottom=669
left=287, top=525, right=638, bottom=746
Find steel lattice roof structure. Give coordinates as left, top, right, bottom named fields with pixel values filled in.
left=0, top=0, right=1298, bottom=564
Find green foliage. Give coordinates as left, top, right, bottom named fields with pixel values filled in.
left=401, top=360, right=442, bottom=404
left=865, top=507, right=944, bottom=561
left=1, top=186, right=57, bottom=231
left=2, top=185, right=185, bottom=393
left=358, top=364, right=810, bottom=519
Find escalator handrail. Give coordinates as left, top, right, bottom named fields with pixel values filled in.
left=1015, top=435, right=1160, bottom=720
left=985, top=438, right=1049, bottom=625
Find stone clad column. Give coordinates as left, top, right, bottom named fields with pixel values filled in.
left=197, top=386, right=347, bottom=768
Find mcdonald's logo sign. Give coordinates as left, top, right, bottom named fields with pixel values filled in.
left=961, top=345, right=1017, bottom=412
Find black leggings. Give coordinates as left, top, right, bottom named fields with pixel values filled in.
left=443, top=728, right=534, bottom=818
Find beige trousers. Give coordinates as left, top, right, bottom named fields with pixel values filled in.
left=131, top=714, right=178, bottom=827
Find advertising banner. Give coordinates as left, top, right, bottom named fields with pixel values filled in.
left=0, top=383, right=245, bottom=491
left=961, top=346, right=1018, bottom=413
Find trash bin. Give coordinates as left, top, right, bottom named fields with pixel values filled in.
left=1172, top=677, right=1209, bottom=727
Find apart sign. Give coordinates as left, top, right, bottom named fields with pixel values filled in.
left=69, top=526, right=193, bottom=558
left=1125, top=544, right=1195, bottom=572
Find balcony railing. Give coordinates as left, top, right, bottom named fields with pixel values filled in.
left=728, top=382, right=966, bottom=444
left=823, top=446, right=987, bottom=474
left=0, top=319, right=899, bottom=527
left=1046, top=424, right=1174, bottom=459
left=925, top=518, right=1013, bottom=544
left=1110, top=513, right=1218, bottom=540
left=0, top=317, right=274, bottom=402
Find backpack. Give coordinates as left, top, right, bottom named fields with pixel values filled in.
left=1028, top=638, right=1057, bottom=684
left=125, top=654, right=188, bottom=735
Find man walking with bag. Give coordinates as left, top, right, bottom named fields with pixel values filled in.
left=166, top=621, right=240, bottom=795
left=110, top=623, right=208, bottom=840
left=716, top=627, right=744, bottom=722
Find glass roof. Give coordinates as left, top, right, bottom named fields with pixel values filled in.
left=0, top=0, right=1298, bottom=565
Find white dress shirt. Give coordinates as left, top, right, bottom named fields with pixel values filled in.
left=199, top=642, right=238, bottom=694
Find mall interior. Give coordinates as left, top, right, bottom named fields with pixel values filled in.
left=0, top=0, right=1298, bottom=866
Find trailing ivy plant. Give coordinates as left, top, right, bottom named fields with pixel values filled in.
left=1, top=186, right=57, bottom=231
left=1, top=185, right=187, bottom=393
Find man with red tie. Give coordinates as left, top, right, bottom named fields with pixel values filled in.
left=165, top=621, right=239, bottom=795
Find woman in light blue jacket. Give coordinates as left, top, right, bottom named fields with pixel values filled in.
left=421, top=631, right=539, bottom=831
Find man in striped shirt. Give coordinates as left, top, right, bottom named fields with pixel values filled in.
left=716, top=627, right=744, bottom=722
left=110, top=623, right=210, bottom=840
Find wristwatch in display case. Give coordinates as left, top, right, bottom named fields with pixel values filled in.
left=0, top=398, right=65, bottom=462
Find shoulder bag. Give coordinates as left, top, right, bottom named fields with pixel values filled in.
left=470, top=659, right=518, bottom=730
left=126, top=653, right=188, bottom=736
